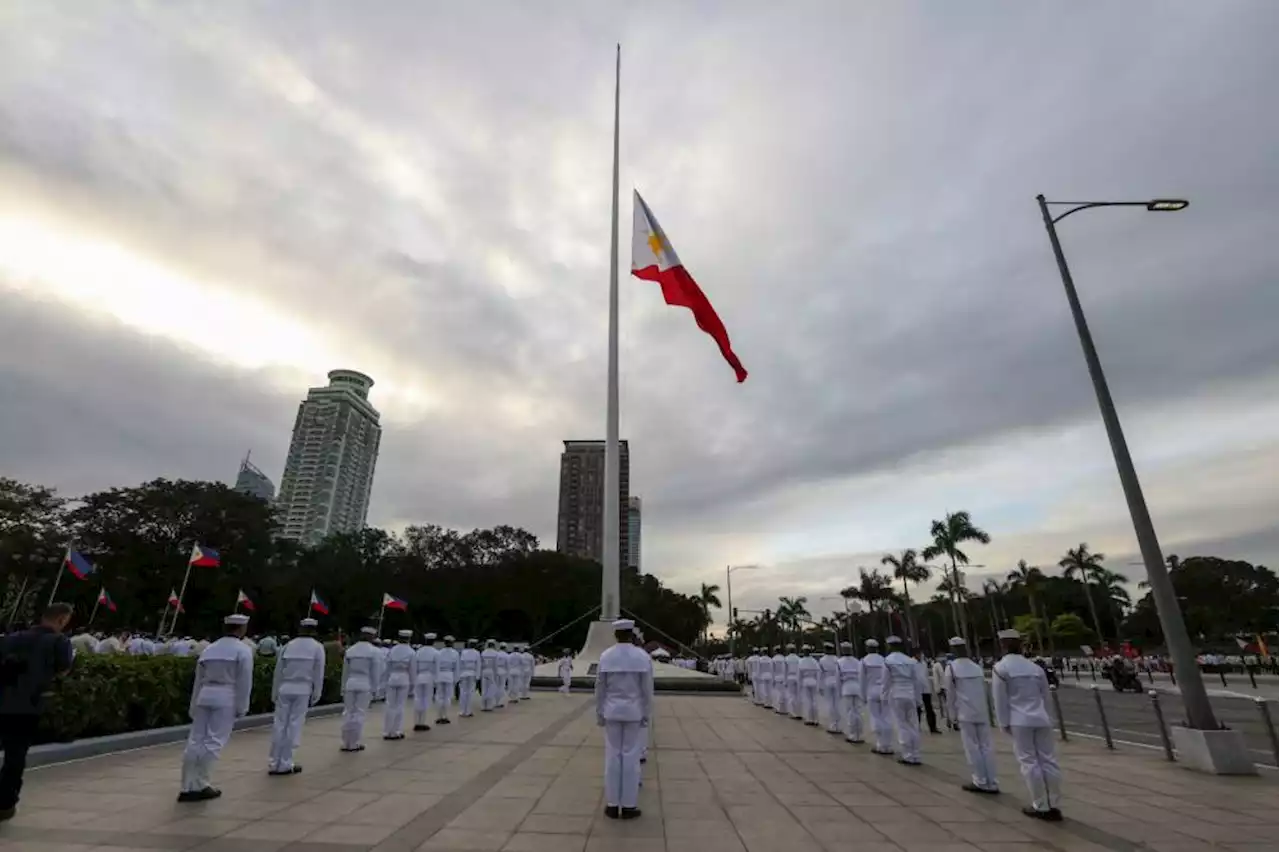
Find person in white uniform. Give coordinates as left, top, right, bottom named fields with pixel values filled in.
left=382, top=629, right=415, bottom=739
left=412, top=632, right=437, bottom=731
left=943, top=636, right=999, bottom=794
left=521, top=646, right=536, bottom=699
left=595, top=619, right=652, bottom=820
left=860, top=639, right=893, bottom=754
left=340, top=626, right=383, bottom=752
left=992, top=629, right=1063, bottom=821
left=755, top=647, right=772, bottom=708
left=434, top=635, right=458, bottom=723
left=882, top=635, right=927, bottom=765
left=268, top=617, right=326, bottom=775
left=558, top=649, right=574, bottom=693
left=783, top=644, right=802, bottom=719
left=178, top=614, right=254, bottom=801
left=770, top=647, right=786, bottom=713
left=495, top=643, right=510, bottom=707
left=481, top=640, right=500, bottom=708
left=837, top=641, right=864, bottom=743
left=798, top=645, right=821, bottom=725
left=818, top=642, right=841, bottom=734
left=458, top=639, right=481, bottom=716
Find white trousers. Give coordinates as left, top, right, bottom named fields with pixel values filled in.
left=773, top=677, right=786, bottom=712
left=959, top=721, right=999, bottom=790
left=341, top=689, right=372, bottom=749
left=1010, top=725, right=1061, bottom=810
left=498, top=674, right=508, bottom=705
left=182, top=705, right=235, bottom=792
left=786, top=680, right=800, bottom=717
left=458, top=677, right=477, bottom=716
left=867, top=697, right=893, bottom=751
left=841, top=694, right=864, bottom=741
left=758, top=677, right=772, bottom=706
left=560, top=671, right=572, bottom=693
left=800, top=684, right=819, bottom=723
left=603, top=720, right=644, bottom=809
left=383, top=684, right=410, bottom=736
left=482, top=674, right=498, bottom=707
left=413, top=679, right=434, bottom=726
left=434, top=679, right=455, bottom=719
left=889, top=696, right=920, bottom=761
left=822, top=686, right=840, bottom=731
left=268, top=693, right=309, bottom=771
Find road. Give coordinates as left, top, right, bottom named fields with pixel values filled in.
left=1052, top=682, right=1279, bottom=767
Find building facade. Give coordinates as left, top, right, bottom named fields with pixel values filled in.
left=556, top=440, right=629, bottom=568
left=232, top=452, right=275, bottom=502
left=626, top=496, right=641, bottom=570
left=275, top=370, right=382, bottom=546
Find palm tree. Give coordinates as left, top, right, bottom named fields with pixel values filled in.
left=1093, top=568, right=1131, bottom=639
left=981, top=578, right=1010, bottom=645
left=1007, top=560, right=1049, bottom=652
left=847, top=568, right=895, bottom=638
left=922, top=510, right=991, bottom=650
left=776, top=596, right=810, bottom=644
left=1059, top=543, right=1107, bottom=646
left=881, top=549, right=931, bottom=645
left=697, top=582, right=722, bottom=643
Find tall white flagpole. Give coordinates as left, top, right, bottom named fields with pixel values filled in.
left=47, top=548, right=69, bottom=607
left=601, top=43, right=622, bottom=622
left=170, top=545, right=196, bottom=636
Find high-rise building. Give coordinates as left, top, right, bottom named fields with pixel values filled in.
left=232, top=452, right=275, bottom=502
left=276, top=370, right=382, bottom=546
left=626, top=496, right=641, bottom=570
left=556, top=440, right=629, bottom=568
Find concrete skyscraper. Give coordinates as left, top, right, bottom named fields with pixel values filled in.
left=276, top=370, right=382, bottom=546
left=232, top=452, right=275, bottom=502
left=556, top=440, right=629, bottom=568
left=626, top=496, right=641, bottom=570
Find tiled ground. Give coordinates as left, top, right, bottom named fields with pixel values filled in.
left=2, top=690, right=1275, bottom=851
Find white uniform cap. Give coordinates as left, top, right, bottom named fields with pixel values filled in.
left=997, top=628, right=1022, bottom=640
left=885, top=635, right=902, bottom=644
left=425, top=632, right=437, bottom=640
left=224, top=614, right=250, bottom=626
left=486, top=639, right=496, bottom=646
left=360, top=626, right=377, bottom=636
left=612, top=619, right=635, bottom=631
left=839, top=641, right=853, bottom=650
left=443, top=635, right=455, bottom=642
left=499, top=642, right=508, bottom=649
left=398, top=629, right=413, bottom=639
left=864, top=639, right=879, bottom=648
left=947, top=636, right=966, bottom=647
left=299, top=618, right=318, bottom=628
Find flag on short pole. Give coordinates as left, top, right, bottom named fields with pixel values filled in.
left=65, top=549, right=96, bottom=580
left=97, top=588, right=117, bottom=612
left=631, top=191, right=748, bottom=382
left=189, top=543, right=220, bottom=567
left=235, top=589, right=255, bottom=612
left=167, top=588, right=184, bottom=613
left=309, top=589, right=330, bottom=616
left=381, top=593, right=408, bottom=611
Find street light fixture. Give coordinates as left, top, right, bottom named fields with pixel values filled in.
left=1035, top=194, right=1219, bottom=737
left=725, top=564, right=759, bottom=658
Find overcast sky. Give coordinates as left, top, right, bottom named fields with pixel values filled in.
left=1, top=1, right=1275, bottom=629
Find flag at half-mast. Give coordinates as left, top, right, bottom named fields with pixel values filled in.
left=236, top=589, right=255, bottom=612
left=631, top=191, right=748, bottom=383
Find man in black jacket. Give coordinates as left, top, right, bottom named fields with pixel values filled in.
left=0, top=602, right=75, bottom=820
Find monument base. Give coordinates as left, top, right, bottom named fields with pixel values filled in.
left=1170, top=726, right=1258, bottom=775
left=532, top=619, right=732, bottom=690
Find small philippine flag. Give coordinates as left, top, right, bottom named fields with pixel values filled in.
left=167, top=588, right=184, bottom=612
left=97, top=588, right=117, bottom=612
left=236, top=589, right=256, bottom=612
left=309, top=590, right=330, bottom=616
left=65, top=549, right=96, bottom=580
left=381, top=593, right=408, bottom=611
left=189, top=543, right=221, bottom=567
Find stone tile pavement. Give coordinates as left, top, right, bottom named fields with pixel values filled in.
left=1, top=690, right=1274, bottom=852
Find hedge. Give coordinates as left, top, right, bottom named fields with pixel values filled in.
left=36, top=641, right=347, bottom=745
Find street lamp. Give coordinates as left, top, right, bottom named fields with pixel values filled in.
left=1035, top=194, right=1218, bottom=734
left=725, top=564, right=759, bottom=658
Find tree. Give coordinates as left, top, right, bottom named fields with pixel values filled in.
left=1123, top=557, right=1277, bottom=646
left=843, top=568, right=895, bottom=639
left=881, top=549, right=930, bottom=645
left=696, top=583, right=722, bottom=643
left=1007, top=560, right=1049, bottom=653
left=1059, top=543, right=1108, bottom=646
left=1, top=478, right=70, bottom=625
left=775, top=596, right=810, bottom=643
left=922, top=510, right=991, bottom=649
left=1049, top=612, right=1093, bottom=648
left=1013, top=614, right=1047, bottom=647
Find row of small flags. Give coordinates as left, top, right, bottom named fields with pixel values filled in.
left=63, top=542, right=221, bottom=581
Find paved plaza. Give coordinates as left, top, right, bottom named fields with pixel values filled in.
left=3, top=691, right=1276, bottom=852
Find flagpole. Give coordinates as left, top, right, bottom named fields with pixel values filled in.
left=170, top=546, right=195, bottom=636
left=89, top=592, right=101, bottom=626
left=46, top=559, right=65, bottom=608
left=601, top=42, right=622, bottom=622
left=377, top=603, right=386, bottom=640
left=157, top=600, right=171, bottom=635
left=6, top=576, right=30, bottom=628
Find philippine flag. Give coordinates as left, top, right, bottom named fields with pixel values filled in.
left=189, top=543, right=221, bottom=567
left=310, top=590, right=330, bottom=616
left=97, top=588, right=117, bottom=612
left=65, top=549, right=96, bottom=580
left=167, top=588, right=184, bottom=613
left=382, top=593, right=408, bottom=611
left=236, top=589, right=256, bottom=612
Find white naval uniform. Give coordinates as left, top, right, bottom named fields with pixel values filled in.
left=818, top=653, right=841, bottom=732
left=435, top=645, right=459, bottom=721
left=771, top=654, right=787, bottom=713
left=382, top=642, right=415, bottom=737
left=882, top=650, right=928, bottom=763
left=798, top=656, right=820, bottom=724
left=341, top=640, right=383, bottom=750
left=269, top=635, right=325, bottom=772
left=558, top=656, right=573, bottom=693
left=458, top=647, right=481, bottom=716
left=182, top=636, right=253, bottom=792
left=522, top=651, right=535, bottom=698
left=993, top=653, right=1061, bottom=812
left=860, top=652, right=892, bottom=752
left=784, top=652, right=801, bottom=718
left=595, top=642, right=653, bottom=810
left=495, top=651, right=509, bottom=706
left=481, top=648, right=500, bottom=708
left=412, top=643, right=438, bottom=728
left=756, top=654, right=773, bottom=706
left=837, top=654, right=864, bottom=742
left=945, top=657, right=998, bottom=791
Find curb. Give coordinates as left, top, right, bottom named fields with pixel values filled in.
left=26, top=702, right=345, bottom=769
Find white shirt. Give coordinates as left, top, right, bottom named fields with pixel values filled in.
left=784, top=653, right=801, bottom=683
left=881, top=651, right=926, bottom=701
left=436, top=646, right=459, bottom=682
left=861, top=652, right=886, bottom=697
left=558, top=656, right=573, bottom=676
left=992, top=653, right=1052, bottom=728
left=191, top=636, right=254, bottom=717
left=414, top=644, right=439, bottom=685
left=274, top=635, right=326, bottom=703
left=818, top=654, right=840, bottom=689
left=931, top=660, right=947, bottom=692
left=943, top=657, right=989, bottom=724
left=772, top=654, right=786, bottom=680
left=459, top=647, right=481, bottom=678
left=342, top=641, right=383, bottom=692
left=799, top=655, right=820, bottom=686
left=385, top=642, right=416, bottom=687
left=837, top=655, right=862, bottom=697
left=595, top=643, right=653, bottom=723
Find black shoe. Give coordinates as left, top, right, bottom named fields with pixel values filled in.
left=620, top=807, right=642, bottom=820
left=1046, top=808, right=1064, bottom=822
left=639, top=757, right=647, bottom=764
left=962, top=783, right=999, bottom=795
left=437, top=718, right=451, bottom=724
left=198, top=787, right=221, bottom=800
left=846, top=738, right=864, bottom=744
left=414, top=724, right=430, bottom=732
left=897, top=758, right=921, bottom=766
left=603, top=805, right=620, bottom=819
left=930, top=729, right=942, bottom=734
left=0, top=807, right=14, bottom=821
left=1022, top=806, right=1052, bottom=820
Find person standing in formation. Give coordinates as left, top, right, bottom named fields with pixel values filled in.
left=837, top=641, right=864, bottom=743
left=882, top=635, right=926, bottom=765
left=631, top=628, right=653, bottom=764
left=178, top=614, right=253, bottom=801
left=798, top=645, right=820, bottom=725
left=558, top=649, right=574, bottom=694
left=861, top=639, right=893, bottom=755
left=412, top=632, right=437, bottom=732
left=340, top=626, right=382, bottom=752
left=495, top=643, right=509, bottom=708
left=933, top=652, right=955, bottom=730
left=770, top=646, right=786, bottom=714
left=434, top=635, right=458, bottom=724
left=992, top=628, right=1063, bottom=821
left=481, top=640, right=500, bottom=708
left=818, top=642, right=841, bottom=735
left=382, top=630, right=415, bottom=740
left=744, top=648, right=758, bottom=704
left=596, top=619, right=652, bottom=820
left=267, top=617, right=326, bottom=776
left=943, top=636, right=999, bottom=794
left=521, top=645, right=536, bottom=699
left=458, top=639, right=481, bottom=717
left=783, top=643, right=802, bottom=719
left=756, top=647, right=772, bottom=708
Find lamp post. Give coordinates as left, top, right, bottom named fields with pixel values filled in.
left=1036, top=194, right=1217, bottom=732
left=725, top=564, right=759, bottom=659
